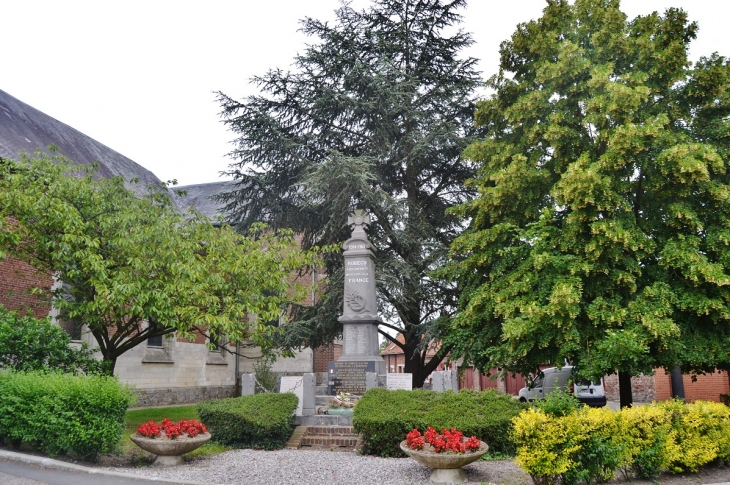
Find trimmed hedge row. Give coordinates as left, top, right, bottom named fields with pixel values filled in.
left=513, top=399, right=730, bottom=485
left=353, top=388, right=526, bottom=457
left=0, top=370, right=135, bottom=460
left=197, top=393, right=298, bottom=450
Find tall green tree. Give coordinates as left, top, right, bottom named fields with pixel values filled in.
left=217, top=0, right=482, bottom=387
left=445, top=0, right=730, bottom=407
left=0, top=153, right=319, bottom=374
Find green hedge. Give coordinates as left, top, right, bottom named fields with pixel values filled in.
left=0, top=305, right=108, bottom=375
left=0, top=370, right=135, bottom=460
left=197, top=393, right=298, bottom=450
left=353, top=388, right=526, bottom=457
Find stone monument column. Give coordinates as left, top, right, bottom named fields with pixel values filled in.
left=336, top=210, right=385, bottom=375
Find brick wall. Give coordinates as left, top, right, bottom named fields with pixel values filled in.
left=314, top=344, right=335, bottom=373
left=0, top=257, right=52, bottom=318
left=607, top=369, right=730, bottom=403
left=683, top=370, right=730, bottom=401
left=655, top=369, right=730, bottom=402
left=383, top=353, right=405, bottom=373
left=333, top=343, right=342, bottom=361
left=654, top=369, right=673, bottom=401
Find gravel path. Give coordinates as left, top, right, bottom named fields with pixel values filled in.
left=97, top=450, right=730, bottom=485
left=100, top=450, right=529, bottom=485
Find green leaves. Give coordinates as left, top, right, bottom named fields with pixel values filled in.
left=0, top=154, right=320, bottom=371
left=445, top=0, right=730, bottom=382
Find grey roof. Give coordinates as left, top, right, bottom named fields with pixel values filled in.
left=174, top=180, right=235, bottom=222
left=0, top=88, right=162, bottom=190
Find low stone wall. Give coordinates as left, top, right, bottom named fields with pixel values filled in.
left=133, top=385, right=236, bottom=407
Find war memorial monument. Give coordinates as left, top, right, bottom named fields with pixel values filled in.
left=327, top=210, right=387, bottom=395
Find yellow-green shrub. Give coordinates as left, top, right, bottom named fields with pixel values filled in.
left=513, top=408, right=576, bottom=484
left=614, top=404, right=679, bottom=478
left=513, top=399, right=730, bottom=483
left=513, top=406, right=621, bottom=485
left=657, top=400, right=730, bottom=472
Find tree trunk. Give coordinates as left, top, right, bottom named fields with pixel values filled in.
left=403, top=344, right=426, bottom=389
left=618, top=371, right=633, bottom=408
left=100, top=352, right=117, bottom=376
left=670, top=365, right=685, bottom=399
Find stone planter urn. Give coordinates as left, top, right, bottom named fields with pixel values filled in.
left=130, top=432, right=211, bottom=466
left=400, top=440, right=489, bottom=483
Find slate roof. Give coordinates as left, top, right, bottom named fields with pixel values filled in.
left=0, top=88, right=162, bottom=191
left=174, top=180, right=235, bottom=222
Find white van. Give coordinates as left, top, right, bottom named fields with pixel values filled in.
left=518, top=366, right=606, bottom=407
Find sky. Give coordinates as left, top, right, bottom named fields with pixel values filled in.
left=2, top=1, right=728, bottom=187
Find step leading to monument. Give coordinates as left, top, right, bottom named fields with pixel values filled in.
left=295, top=414, right=353, bottom=426
left=298, top=425, right=361, bottom=451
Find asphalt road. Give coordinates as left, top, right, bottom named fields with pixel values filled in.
left=0, top=460, right=186, bottom=485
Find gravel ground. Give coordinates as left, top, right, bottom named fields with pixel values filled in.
left=96, top=449, right=730, bottom=485
left=100, top=449, right=529, bottom=485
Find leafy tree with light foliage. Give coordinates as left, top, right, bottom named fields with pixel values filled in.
left=0, top=153, right=320, bottom=374
left=217, top=0, right=482, bottom=387
left=443, top=0, right=730, bottom=407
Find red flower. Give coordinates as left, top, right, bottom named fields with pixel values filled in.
left=135, top=418, right=207, bottom=440
left=406, top=429, right=424, bottom=450
left=464, top=436, right=481, bottom=452
left=405, top=426, right=482, bottom=454
left=136, top=420, right=161, bottom=438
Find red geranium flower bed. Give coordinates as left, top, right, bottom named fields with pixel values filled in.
left=135, top=418, right=207, bottom=439
left=405, top=426, right=481, bottom=454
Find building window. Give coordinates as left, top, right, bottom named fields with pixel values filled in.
left=206, top=330, right=228, bottom=365
left=147, top=318, right=163, bottom=347
left=142, top=318, right=173, bottom=364
left=59, top=318, right=82, bottom=341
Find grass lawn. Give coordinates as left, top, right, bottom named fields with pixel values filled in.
left=121, top=405, right=230, bottom=458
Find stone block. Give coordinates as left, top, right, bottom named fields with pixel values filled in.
left=302, top=373, right=315, bottom=416
left=240, top=373, right=255, bottom=396
left=432, top=371, right=445, bottom=392
left=281, top=376, right=305, bottom=416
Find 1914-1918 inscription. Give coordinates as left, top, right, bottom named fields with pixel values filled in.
left=327, top=361, right=376, bottom=395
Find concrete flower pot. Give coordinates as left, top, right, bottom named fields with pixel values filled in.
left=400, top=440, right=489, bottom=483
left=130, top=432, right=211, bottom=466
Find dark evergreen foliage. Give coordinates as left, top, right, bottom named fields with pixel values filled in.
left=217, top=0, right=482, bottom=386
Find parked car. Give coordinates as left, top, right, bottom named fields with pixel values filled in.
left=518, top=366, right=607, bottom=407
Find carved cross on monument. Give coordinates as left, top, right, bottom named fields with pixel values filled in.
left=348, top=209, right=371, bottom=234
